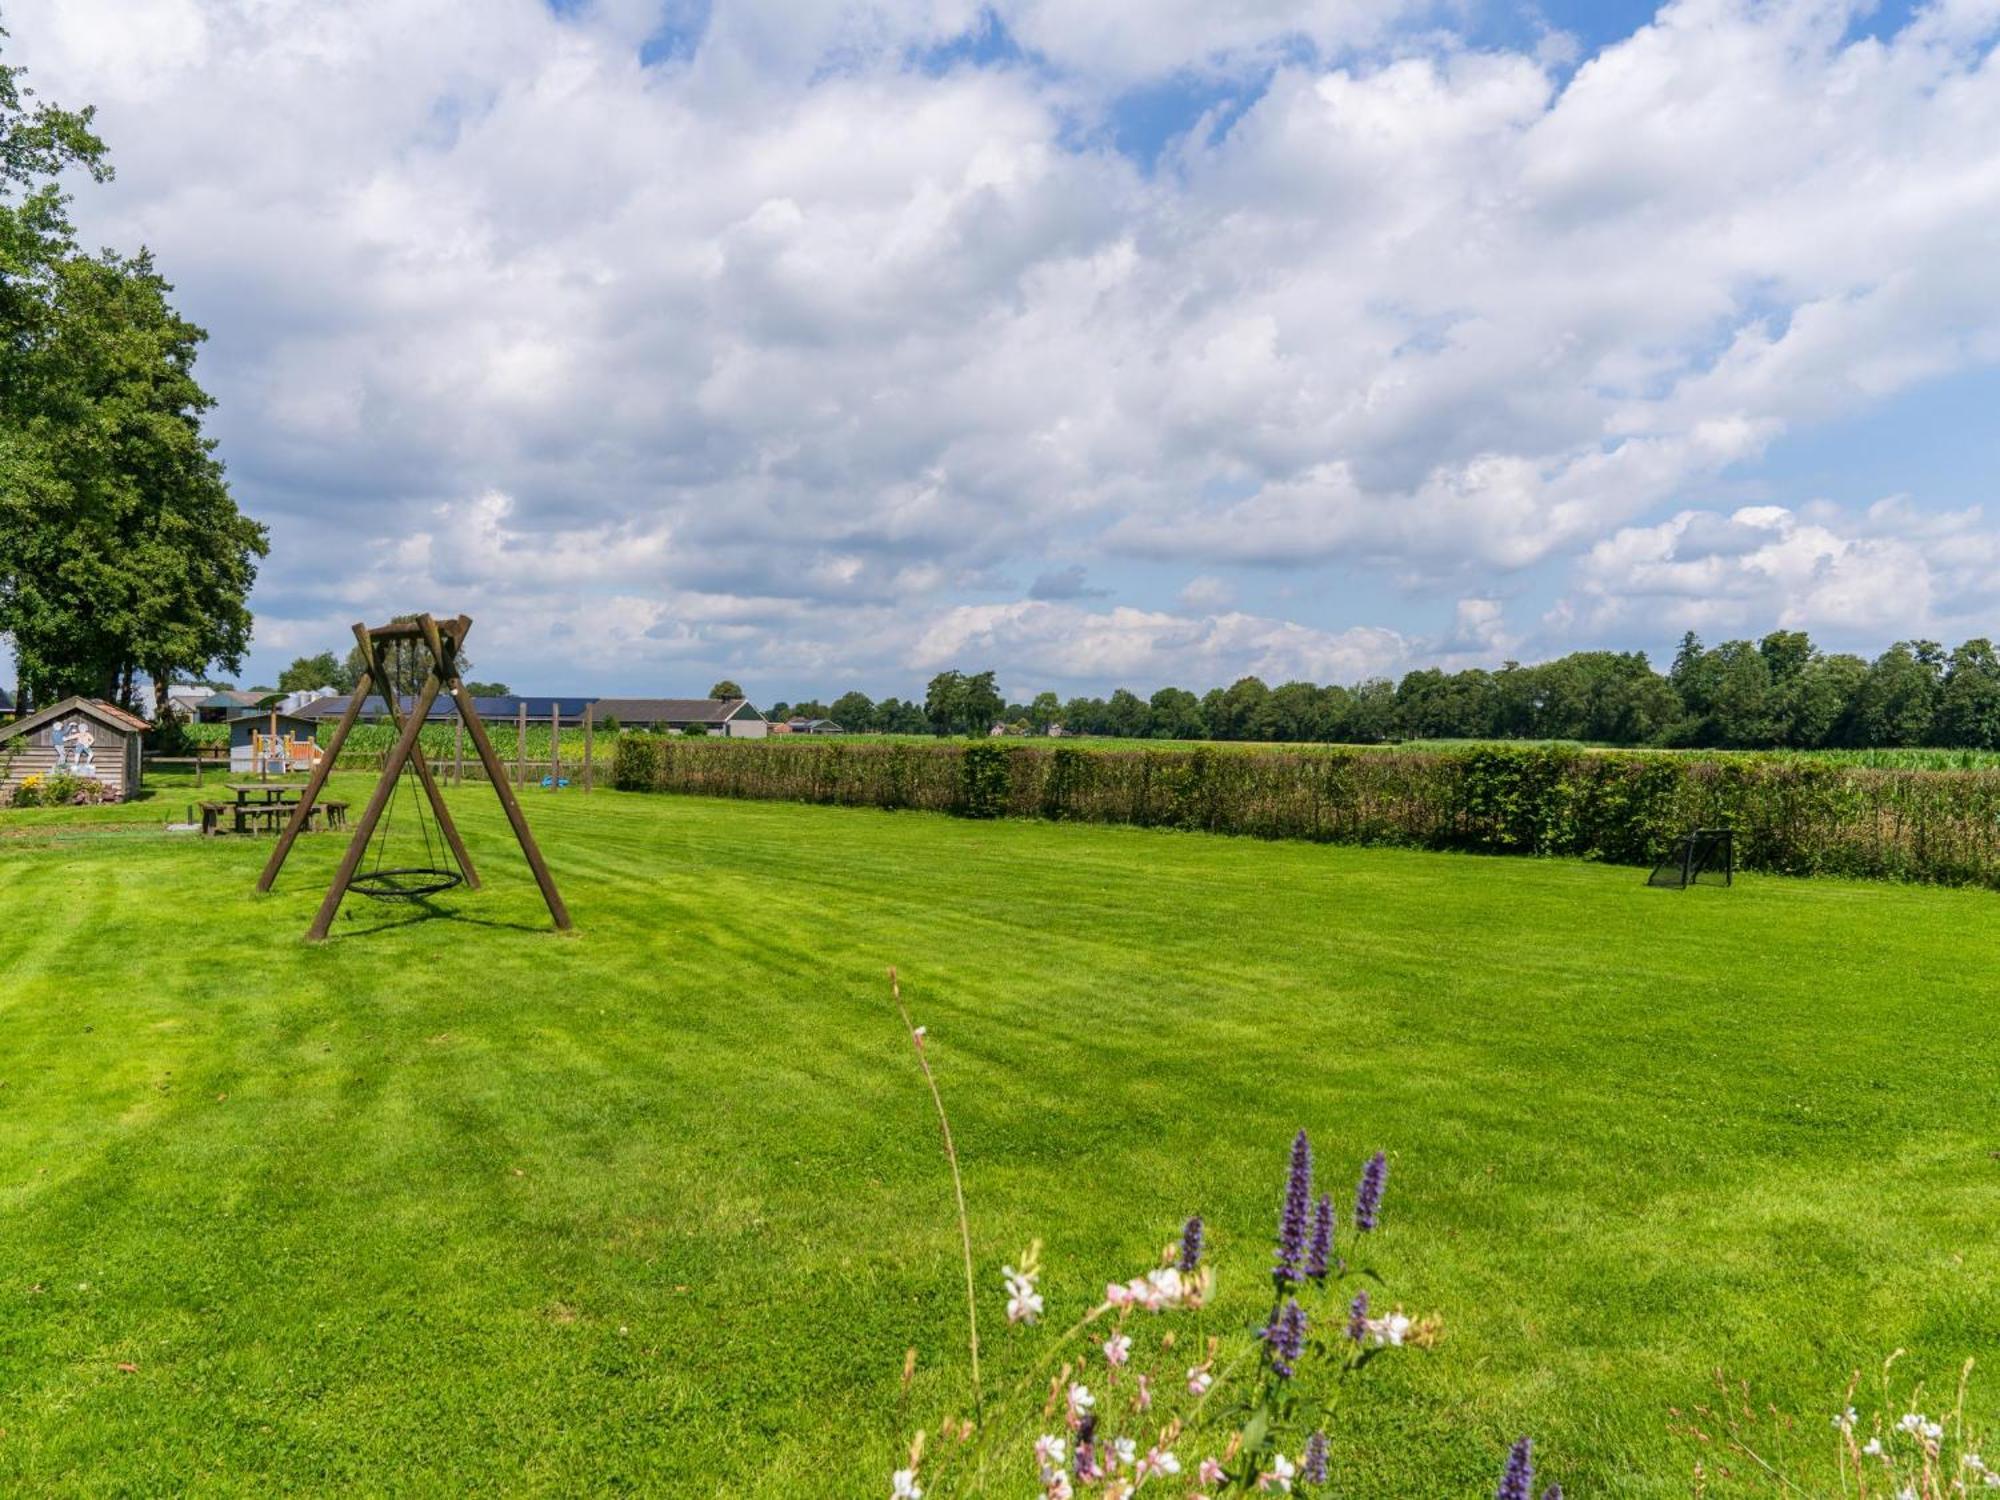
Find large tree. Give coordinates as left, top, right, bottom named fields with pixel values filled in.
left=0, top=44, right=265, bottom=711
left=278, top=651, right=351, bottom=694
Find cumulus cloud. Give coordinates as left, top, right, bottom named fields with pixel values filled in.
left=7, top=0, right=1998, bottom=693
left=1566, top=498, right=2000, bottom=643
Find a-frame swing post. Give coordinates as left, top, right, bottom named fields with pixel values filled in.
left=306, top=667, right=448, bottom=942
left=420, top=614, right=572, bottom=932
left=259, top=649, right=375, bottom=893
left=351, top=621, right=481, bottom=891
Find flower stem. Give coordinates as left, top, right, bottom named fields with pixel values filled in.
left=891, top=966, right=982, bottom=1425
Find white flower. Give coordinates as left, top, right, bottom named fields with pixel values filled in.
left=1102, top=1332, right=1132, bottom=1367
left=1112, top=1435, right=1138, bottom=1469
left=1066, top=1382, right=1095, bottom=1423
left=1137, top=1446, right=1182, bottom=1480
left=1964, top=1452, right=1988, bottom=1473
left=891, top=1468, right=922, bottom=1500
left=1044, top=1476, right=1074, bottom=1500
left=912, top=1025, right=927, bottom=1042
left=1186, top=1366, right=1213, bottom=1397
left=1898, top=1487, right=1918, bottom=1500
left=1105, top=1281, right=1136, bottom=1309
left=1035, top=1434, right=1068, bottom=1476
left=1863, top=1437, right=1884, bottom=1456
left=1364, top=1312, right=1411, bottom=1347
left=1003, top=1266, right=1043, bottom=1325
left=1898, top=1413, right=1925, bottom=1435
left=1258, top=1452, right=1297, bottom=1492
left=1923, top=1420, right=1943, bottom=1442
left=1833, top=1406, right=1858, bottom=1432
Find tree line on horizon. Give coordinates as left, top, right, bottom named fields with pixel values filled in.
left=765, top=632, right=2000, bottom=750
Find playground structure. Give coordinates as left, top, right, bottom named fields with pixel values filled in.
left=256, top=613, right=572, bottom=941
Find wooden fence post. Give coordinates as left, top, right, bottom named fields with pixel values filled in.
left=583, top=707, right=594, bottom=793
left=517, top=701, right=527, bottom=788
left=550, top=712, right=561, bottom=787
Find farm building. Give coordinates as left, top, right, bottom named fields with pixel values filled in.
left=0, top=696, right=148, bottom=802
left=228, top=711, right=324, bottom=774
left=0, top=687, right=13, bottom=718
left=294, top=693, right=600, bottom=725
left=786, top=717, right=843, bottom=734
left=589, top=698, right=769, bottom=736
left=194, top=689, right=274, bottom=723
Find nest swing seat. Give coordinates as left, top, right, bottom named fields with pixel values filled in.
left=347, top=753, right=466, bottom=902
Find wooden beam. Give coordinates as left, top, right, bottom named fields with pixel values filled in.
left=417, top=614, right=568, bottom=930
left=428, top=621, right=571, bottom=932
left=307, top=667, right=447, bottom=941
left=351, top=620, right=481, bottom=891
left=258, top=651, right=373, bottom=893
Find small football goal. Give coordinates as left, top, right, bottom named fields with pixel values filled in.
left=1647, top=828, right=1734, bottom=889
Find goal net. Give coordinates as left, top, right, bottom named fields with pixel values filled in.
left=1647, top=828, right=1734, bottom=889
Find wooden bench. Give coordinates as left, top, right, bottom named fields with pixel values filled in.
left=199, top=799, right=346, bottom=837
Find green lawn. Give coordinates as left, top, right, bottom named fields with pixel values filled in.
left=2, top=781, right=1996, bottom=1495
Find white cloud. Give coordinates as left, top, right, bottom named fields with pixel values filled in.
left=910, top=600, right=1412, bottom=689
left=7, top=0, right=1999, bottom=692
left=1566, top=498, right=2000, bottom=644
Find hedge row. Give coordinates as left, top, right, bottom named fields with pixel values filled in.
left=611, top=737, right=2000, bottom=887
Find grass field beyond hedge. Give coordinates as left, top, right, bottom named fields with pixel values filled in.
left=2, top=782, right=1997, bottom=1495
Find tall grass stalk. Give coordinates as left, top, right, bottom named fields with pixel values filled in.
left=890, top=965, right=982, bottom=1426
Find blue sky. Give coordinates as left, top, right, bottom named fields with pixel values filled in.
left=8, top=0, right=1998, bottom=702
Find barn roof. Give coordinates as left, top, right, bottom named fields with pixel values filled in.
left=0, top=695, right=150, bottom=740
left=590, top=697, right=761, bottom=723
left=294, top=694, right=601, bottom=722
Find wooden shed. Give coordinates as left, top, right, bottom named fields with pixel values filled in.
left=0, top=696, right=148, bottom=804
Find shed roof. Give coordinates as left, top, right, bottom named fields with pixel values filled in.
left=589, top=697, right=760, bottom=724
left=197, top=689, right=271, bottom=709
left=0, top=695, right=150, bottom=740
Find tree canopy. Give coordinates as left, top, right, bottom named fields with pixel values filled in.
left=0, top=41, right=266, bottom=712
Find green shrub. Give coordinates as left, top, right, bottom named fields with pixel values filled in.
left=956, top=742, right=1010, bottom=818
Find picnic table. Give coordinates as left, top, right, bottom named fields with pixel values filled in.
left=201, top=784, right=348, bottom=838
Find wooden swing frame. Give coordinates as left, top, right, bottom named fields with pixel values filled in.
left=257, top=613, right=572, bottom=941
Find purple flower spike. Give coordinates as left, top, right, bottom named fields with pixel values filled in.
left=1496, top=1437, right=1534, bottom=1500
left=1303, top=1430, right=1330, bottom=1485
left=1305, top=1193, right=1334, bottom=1280
left=1346, top=1289, right=1370, bottom=1341
left=1263, top=1297, right=1307, bottom=1378
left=1274, top=1129, right=1313, bottom=1283
left=1541, top=1488, right=1563, bottom=1500
left=1354, top=1150, right=1387, bottom=1232
left=1180, top=1214, right=1205, bottom=1273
